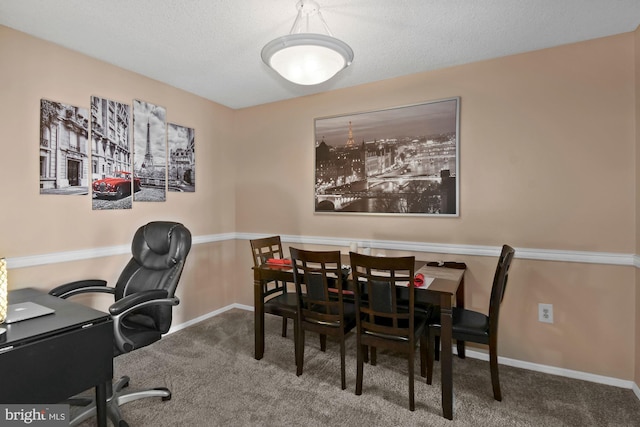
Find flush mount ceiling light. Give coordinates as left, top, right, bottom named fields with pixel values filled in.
left=261, top=0, right=354, bottom=86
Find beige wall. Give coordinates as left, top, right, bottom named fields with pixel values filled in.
left=234, top=33, right=637, bottom=380
left=5, top=240, right=239, bottom=325
left=236, top=34, right=635, bottom=251
left=1, top=24, right=639, bottom=383
left=0, top=25, right=239, bottom=318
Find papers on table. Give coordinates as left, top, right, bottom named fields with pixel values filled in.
left=395, top=276, right=435, bottom=288
left=365, top=266, right=435, bottom=289
left=414, top=266, right=436, bottom=288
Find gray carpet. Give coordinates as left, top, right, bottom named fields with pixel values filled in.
left=85, top=309, right=640, bottom=426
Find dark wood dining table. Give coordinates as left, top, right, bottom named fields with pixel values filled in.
left=253, top=255, right=466, bottom=420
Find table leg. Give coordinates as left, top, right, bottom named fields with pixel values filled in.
left=456, top=276, right=466, bottom=358
left=95, top=382, right=107, bottom=427
left=254, top=278, right=264, bottom=360
left=440, top=294, right=454, bottom=420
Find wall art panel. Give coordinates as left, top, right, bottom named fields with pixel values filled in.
left=39, top=99, right=90, bottom=195
left=167, top=123, right=195, bottom=192
left=90, top=96, right=133, bottom=210
left=133, top=99, right=167, bottom=202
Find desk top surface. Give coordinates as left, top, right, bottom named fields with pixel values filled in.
left=1, top=287, right=110, bottom=348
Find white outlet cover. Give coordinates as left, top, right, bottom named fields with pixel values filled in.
left=538, top=303, right=554, bottom=324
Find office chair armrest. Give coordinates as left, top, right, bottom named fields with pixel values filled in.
left=109, top=289, right=174, bottom=316
left=49, top=280, right=112, bottom=299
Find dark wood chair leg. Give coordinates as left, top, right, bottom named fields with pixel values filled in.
left=490, top=342, right=502, bottom=401
left=420, top=333, right=427, bottom=378
left=296, top=328, right=304, bottom=376
left=320, top=334, right=327, bottom=352
left=434, top=335, right=440, bottom=361
left=426, top=329, right=434, bottom=385
left=293, top=317, right=299, bottom=366
left=340, top=335, right=347, bottom=390
left=356, top=343, right=364, bottom=395
left=408, top=352, right=415, bottom=411
left=371, top=347, right=377, bottom=366
left=281, top=317, right=288, bottom=337
left=457, top=339, right=466, bottom=359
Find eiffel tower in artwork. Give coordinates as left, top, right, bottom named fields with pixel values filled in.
left=143, top=119, right=153, bottom=168
left=345, top=121, right=356, bottom=148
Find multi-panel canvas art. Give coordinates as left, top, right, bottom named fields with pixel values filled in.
left=314, top=97, right=460, bottom=216
left=90, top=96, right=133, bottom=210
left=133, top=100, right=167, bottom=202
left=39, top=99, right=90, bottom=195
left=39, top=97, right=196, bottom=209
left=167, top=123, right=195, bottom=192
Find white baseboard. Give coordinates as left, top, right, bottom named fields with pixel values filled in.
left=459, top=348, right=635, bottom=390
left=168, top=304, right=640, bottom=402
left=167, top=303, right=252, bottom=334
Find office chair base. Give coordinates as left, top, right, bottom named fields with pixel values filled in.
left=69, top=376, right=171, bottom=427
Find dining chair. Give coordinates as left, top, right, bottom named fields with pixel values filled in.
left=350, top=252, right=430, bottom=411
left=426, top=244, right=515, bottom=401
left=290, top=247, right=357, bottom=390
left=250, top=236, right=296, bottom=339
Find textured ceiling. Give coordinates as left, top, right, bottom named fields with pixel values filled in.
left=1, top=0, right=639, bottom=109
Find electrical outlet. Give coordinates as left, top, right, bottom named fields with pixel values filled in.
left=538, top=303, right=554, bottom=324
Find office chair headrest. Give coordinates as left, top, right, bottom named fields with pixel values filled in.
left=131, top=221, right=192, bottom=270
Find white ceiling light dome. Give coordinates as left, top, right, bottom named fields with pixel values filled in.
left=261, top=0, right=354, bottom=86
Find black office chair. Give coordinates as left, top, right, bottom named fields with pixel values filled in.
left=49, top=221, right=192, bottom=427
left=426, top=244, right=515, bottom=401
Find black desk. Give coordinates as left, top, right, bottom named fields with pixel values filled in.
left=0, top=288, right=113, bottom=427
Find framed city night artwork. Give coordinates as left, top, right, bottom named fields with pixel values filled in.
left=314, top=97, right=460, bottom=216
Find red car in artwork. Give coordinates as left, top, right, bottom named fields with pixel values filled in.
left=92, top=171, right=141, bottom=199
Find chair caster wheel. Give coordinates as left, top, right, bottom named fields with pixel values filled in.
left=155, top=387, right=172, bottom=401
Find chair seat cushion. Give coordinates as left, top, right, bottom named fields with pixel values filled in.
left=115, top=314, right=163, bottom=356
left=305, top=301, right=357, bottom=331
left=264, top=293, right=297, bottom=314
left=308, top=300, right=356, bottom=317
left=452, top=308, right=489, bottom=338
left=430, top=307, right=490, bottom=343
